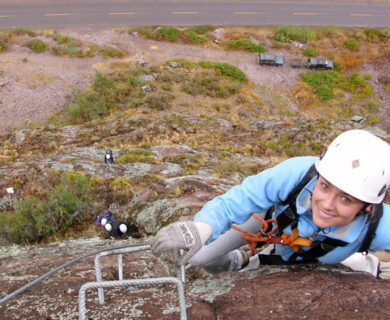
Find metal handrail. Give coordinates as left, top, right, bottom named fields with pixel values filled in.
left=79, top=277, right=187, bottom=320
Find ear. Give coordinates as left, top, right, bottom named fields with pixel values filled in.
left=365, top=204, right=373, bottom=213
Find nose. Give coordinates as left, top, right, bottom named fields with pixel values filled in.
left=322, top=193, right=337, bottom=211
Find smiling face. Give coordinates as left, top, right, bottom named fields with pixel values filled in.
left=312, top=176, right=369, bottom=228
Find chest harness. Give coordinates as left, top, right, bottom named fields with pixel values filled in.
left=233, top=165, right=384, bottom=265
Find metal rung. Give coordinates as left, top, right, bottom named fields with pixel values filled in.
left=79, top=277, right=187, bottom=320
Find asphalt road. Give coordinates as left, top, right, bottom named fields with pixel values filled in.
left=0, top=0, right=389, bottom=28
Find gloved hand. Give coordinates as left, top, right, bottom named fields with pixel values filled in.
left=152, top=221, right=212, bottom=266
left=378, top=261, right=390, bottom=280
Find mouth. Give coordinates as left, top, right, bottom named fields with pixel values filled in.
left=316, top=208, right=336, bottom=220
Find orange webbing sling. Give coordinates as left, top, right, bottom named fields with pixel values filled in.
left=233, top=214, right=312, bottom=256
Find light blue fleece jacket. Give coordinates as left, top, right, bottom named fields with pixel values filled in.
left=194, top=156, right=390, bottom=263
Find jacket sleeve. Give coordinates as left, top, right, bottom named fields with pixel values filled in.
left=194, top=156, right=318, bottom=242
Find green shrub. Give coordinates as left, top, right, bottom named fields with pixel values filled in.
left=344, top=38, right=359, bottom=51
left=320, top=25, right=340, bottom=38
left=226, top=38, right=265, bottom=53
left=301, top=71, right=342, bottom=100
left=28, top=39, right=47, bottom=53
left=101, top=47, right=125, bottom=59
left=53, top=33, right=72, bottom=44
left=199, top=61, right=246, bottom=82
left=190, top=25, right=214, bottom=35
left=128, top=27, right=154, bottom=39
left=128, top=76, right=140, bottom=86
left=65, top=40, right=82, bottom=56
left=276, top=25, right=316, bottom=43
left=155, top=26, right=182, bottom=42
left=116, top=149, right=155, bottom=163
left=363, top=28, right=386, bottom=42
left=343, top=72, right=366, bottom=93
left=145, top=94, right=172, bottom=110
left=366, top=115, right=381, bottom=125
left=67, top=91, right=108, bottom=123
left=52, top=45, right=65, bottom=56
left=10, top=28, right=37, bottom=37
left=94, top=71, right=112, bottom=87
left=187, top=31, right=208, bottom=44
left=0, top=174, right=90, bottom=244
left=182, top=76, right=239, bottom=98
left=0, top=42, right=6, bottom=52
left=303, top=47, right=317, bottom=57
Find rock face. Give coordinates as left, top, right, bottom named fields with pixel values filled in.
left=0, top=238, right=389, bottom=320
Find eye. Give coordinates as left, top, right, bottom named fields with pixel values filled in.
left=320, top=182, right=329, bottom=190
left=341, top=196, right=352, bottom=203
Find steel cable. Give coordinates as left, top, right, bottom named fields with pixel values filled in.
left=0, top=242, right=150, bottom=306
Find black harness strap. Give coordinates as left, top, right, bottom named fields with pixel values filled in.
left=258, top=254, right=305, bottom=265
left=358, top=204, right=383, bottom=253
left=276, top=164, right=318, bottom=231
left=287, top=237, right=348, bottom=263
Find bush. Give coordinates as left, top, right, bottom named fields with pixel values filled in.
left=94, top=71, right=112, bottom=87
left=101, top=47, right=126, bottom=59
left=319, top=25, right=340, bottom=38
left=190, top=25, right=214, bottom=35
left=52, top=45, right=65, bottom=56
left=128, top=27, right=154, bottom=39
left=343, top=72, right=367, bottom=93
left=53, top=33, right=72, bottom=44
left=116, top=150, right=155, bottom=163
left=363, top=28, right=386, bottom=42
left=276, top=25, right=316, bottom=43
left=145, top=94, right=172, bottom=110
left=67, top=91, right=108, bottom=123
left=155, top=26, right=182, bottom=42
left=186, top=31, right=208, bottom=44
left=344, top=38, right=359, bottom=51
left=28, top=39, right=47, bottom=53
left=301, top=71, right=342, bottom=100
left=182, top=76, right=239, bottom=98
left=0, top=42, right=6, bottom=52
left=0, top=174, right=90, bottom=244
left=128, top=76, right=140, bottom=86
left=226, top=38, right=265, bottom=53
left=303, top=47, right=317, bottom=57
left=199, top=61, right=246, bottom=82
left=65, top=40, right=82, bottom=56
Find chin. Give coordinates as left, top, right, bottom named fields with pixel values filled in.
left=313, top=215, right=332, bottom=228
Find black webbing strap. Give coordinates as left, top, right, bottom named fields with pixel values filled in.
left=358, top=204, right=383, bottom=253
left=276, top=164, right=318, bottom=231
left=258, top=254, right=306, bottom=265
left=281, top=164, right=318, bottom=206
left=287, top=237, right=348, bottom=263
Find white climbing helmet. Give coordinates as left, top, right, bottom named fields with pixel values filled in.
left=119, top=223, right=128, bottom=234
left=100, top=217, right=107, bottom=226
left=104, top=223, right=113, bottom=232
left=315, top=129, right=390, bottom=204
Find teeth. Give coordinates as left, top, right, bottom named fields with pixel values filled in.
left=319, top=210, right=333, bottom=218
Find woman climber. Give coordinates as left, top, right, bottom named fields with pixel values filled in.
left=151, top=129, right=390, bottom=279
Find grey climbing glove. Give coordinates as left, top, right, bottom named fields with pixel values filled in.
left=152, top=221, right=210, bottom=266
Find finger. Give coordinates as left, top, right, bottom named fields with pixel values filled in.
left=177, top=251, right=190, bottom=266
left=152, top=238, right=177, bottom=256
